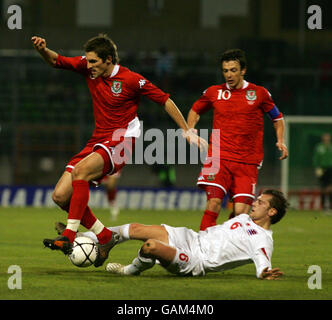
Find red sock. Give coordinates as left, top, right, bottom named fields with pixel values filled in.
left=62, top=229, right=76, bottom=243
left=96, top=227, right=113, bottom=245
left=60, top=203, right=97, bottom=231
left=107, top=188, right=117, bottom=203
left=69, top=180, right=90, bottom=220
left=81, top=206, right=112, bottom=245
left=59, top=201, right=76, bottom=242
left=200, top=210, right=219, bottom=231
left=58, top=193, right=109, bottom=244
left=81, top=206, right=97, bottom=229
left=62, top=180, right=89, bottom=242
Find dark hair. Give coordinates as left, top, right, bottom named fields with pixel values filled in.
left=262, top=189, right=289, bottom=224
left=220, top=49, right=247, bottom=70
left=84, top=33, right=119, bottom=64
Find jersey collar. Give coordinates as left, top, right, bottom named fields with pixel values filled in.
left=226, top=80, right=249, bottom=90
left=252, top=219, right=273, bottom=235
left=109, top=64, right=120, bottom=78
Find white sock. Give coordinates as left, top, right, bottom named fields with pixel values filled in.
left=106, top=224, right=130, bottom=244
left=121, top=251, right=156, bottom=275
left=123, top=264, right=141, bottom=275
left=120, top=224, right=130, bottom=240
left=82, top=224, right=130, bottom=244
left=89, top=219, right=104, bottom=235
left=107, top=226, right=121, bottom=235
left=66, top=219, right=80, bottom=232
left=131, top=251, right=156, bottom=273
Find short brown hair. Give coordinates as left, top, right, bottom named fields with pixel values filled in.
left=84, top=33, right=119, bottom=64
left=262, top=189, right=289, bottom=224
left=220, top=49, right=247, bottom=70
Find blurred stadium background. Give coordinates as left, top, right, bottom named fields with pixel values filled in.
left=0, top=0, right=331, bottom=211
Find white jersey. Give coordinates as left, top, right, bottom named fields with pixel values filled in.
left=164, top=214, right=273, bottom=278
left=198, top=214, right=273, bottom=278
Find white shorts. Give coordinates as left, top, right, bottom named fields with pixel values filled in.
left=162, top=224, right=205, bottom=276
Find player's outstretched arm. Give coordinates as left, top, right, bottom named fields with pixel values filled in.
left=187, top=108, right=200, bottom=130
left=31, top=36, right=58, bottom=67
left=164, top=99, right=208, bottom=152
left=164, top=98, right=190, bottom=131
left=259, top=267, right=283, bottom=280
left=273, top=120, right=288, bottom=160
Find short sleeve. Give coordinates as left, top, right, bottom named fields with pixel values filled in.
left=191, top=88, right=213, bottom=115
left=55, top=55, right=88, bottom=75
left=252, top=247, right=273, bottom=278
left=260, top=87, right=275, bottom=113
left=131, top=74, right=170, bottom=105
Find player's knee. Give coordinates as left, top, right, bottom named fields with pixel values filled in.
left=234, top=202, right=251, bottom=215
left=141, top=239, right=158, bottom=256
left=52, top=190, right=69, bottom=207
left=207, top=198, right=222, bottom=212
left=129, top=223, right=144, bottom=235
left=72, top=162, right=98, bottom=181
left=71, top=165, right=86, bottom=180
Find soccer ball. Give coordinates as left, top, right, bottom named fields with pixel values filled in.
left=68, top=236, right=98, bottom=267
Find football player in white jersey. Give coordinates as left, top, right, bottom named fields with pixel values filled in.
left=68, top=189, right=287, bottom=279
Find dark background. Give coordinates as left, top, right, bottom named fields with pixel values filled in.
left=0, top=0, right=331, bottom=190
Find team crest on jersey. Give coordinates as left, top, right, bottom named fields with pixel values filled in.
left=246, top=90, right=257, bottom=101
left=207, top=173, right=215, bottom=181
left=247, top=229, right=258, bottom=236
left=111, top=81, right=122, bottom=94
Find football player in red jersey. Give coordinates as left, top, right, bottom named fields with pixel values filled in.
left=187, top=49, right=288, bottom=231
left=32, top=34, right=207, bottom=266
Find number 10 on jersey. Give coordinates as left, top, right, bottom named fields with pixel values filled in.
left=217, top=89, right=231, bottom=100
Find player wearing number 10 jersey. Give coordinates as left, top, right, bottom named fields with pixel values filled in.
left=187, top=49, right=289, bottom=230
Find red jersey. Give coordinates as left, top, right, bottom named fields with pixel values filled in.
left=192, top=81, right=281, bottom=165
left=55, top=55, right=169, bottom=143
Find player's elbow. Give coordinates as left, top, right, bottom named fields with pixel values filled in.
left=42, top=58, right=57, bottom=68
left=50, top=61, right=57, bottom=67
left=45, top=53, right=58, bottom=67
left=49, top=58, right=58, bottom=67
left=141, top=239, right=158, bottom=256
left=187, top=109, right=199, bottom=126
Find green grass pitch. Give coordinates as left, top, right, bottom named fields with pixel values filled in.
left=0, top=207, right=331, bottom=300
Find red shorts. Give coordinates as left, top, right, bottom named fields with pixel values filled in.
left=65, top=136, right=134, bottom=184
left=197, top=158, right=258, bottom=204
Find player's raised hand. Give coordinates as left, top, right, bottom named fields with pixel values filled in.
left=31, top=36, right=58, bottom=66
left=31, top=36, right=47, bottom=51
left=276, top=141, right=288, bottom=160
left=260, top=267, right=283, bottom=280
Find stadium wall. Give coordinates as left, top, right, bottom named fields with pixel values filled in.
left=0, top=185, right=220, bottom=210
left=0, top=185, right=322, bottom=210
